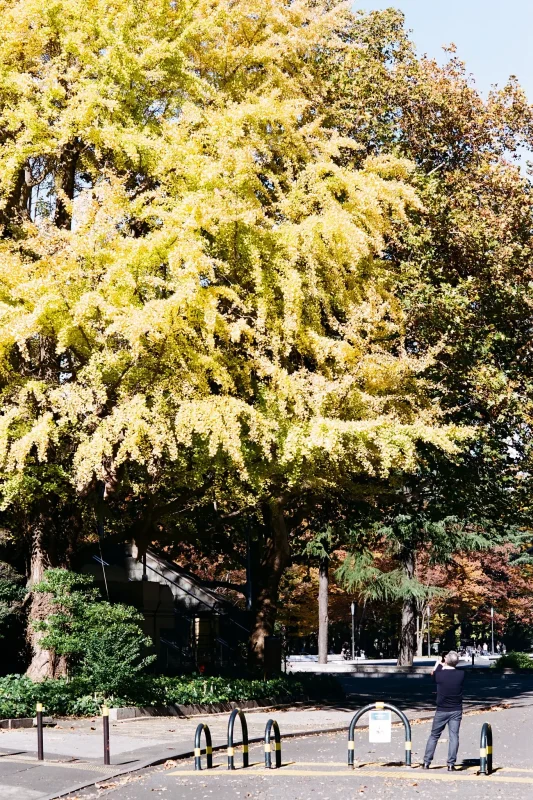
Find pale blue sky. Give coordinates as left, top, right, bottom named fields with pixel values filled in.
left=356, top=1, right=533, bottom=99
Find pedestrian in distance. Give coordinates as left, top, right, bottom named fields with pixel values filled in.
left=422, top=651, right=465, bottom=771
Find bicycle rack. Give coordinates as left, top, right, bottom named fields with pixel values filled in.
left=194, top=722, right=213, bottom=771
left=227, top=708, right=249, bottom=770
left=480, top=722, right=493, bottom=776
left=264, top=719, right=282, bottom=769
left=348, top=702, right=412, bottom=768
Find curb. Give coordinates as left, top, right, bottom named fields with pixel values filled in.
left=109, top=695, right=309, bottom=721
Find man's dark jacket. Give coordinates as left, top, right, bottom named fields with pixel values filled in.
left=434, top=668, right=464, bottom=711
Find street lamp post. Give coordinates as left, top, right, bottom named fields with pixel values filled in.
left=491, top=606, right=495, bottom=655
left=427, top=605, right=431, bottom=658
left=351, top=601, right=355, bottom=661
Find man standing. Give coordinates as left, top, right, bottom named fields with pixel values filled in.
left=423, top=651, right=464, bottom=771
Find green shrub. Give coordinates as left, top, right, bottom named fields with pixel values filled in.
left=0, top=672, right=342, bottom=719
left=491, top=652, right=533, bottom=671
left=33, top=569, right=155, bottom=694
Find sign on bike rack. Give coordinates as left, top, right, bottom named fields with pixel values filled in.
left=348, top=702, right=412, bottom=768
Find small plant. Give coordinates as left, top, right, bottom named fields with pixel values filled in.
left=33, top=569, right=155, bottom=695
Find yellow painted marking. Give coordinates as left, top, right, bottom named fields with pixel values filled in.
left=227, top=748, right=234, bottom=756
left=275, top=743, right=281, bottom=751
left=375, top=702, right=385, bottom=709
left=168, top=767, right=533, bottom=785
left=264, top=744, right=271, bottom=753
left=405, top=742, right=412, bottom=750
left=487, top=746, right=493, bottom=754
left=348, top=741, right=355, bottom=750
left=243, top=745, right=249, bottom=753
left=480, top=748, right=487, bottom=757
left=175, top=760, right=533, bottom=776
left=194, top=749, right=201, bottom=757
left=102, top=706, right=109, bottom=717
left=206, top=747, right=212, bottom=755
left=36, top=703, right=43, bottom=713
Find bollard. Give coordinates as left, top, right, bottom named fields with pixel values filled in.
left=36, top=703, right=44, bottom=761
left=348, top=702, right=412, bottom=768
left=227, top=708, right=249, bottom=770
left=480, top=722, right=493, bottom=776
left=102, top=705, right=110, bottom=765
left=264, top=719, right=281, bottom=769
left=194, top=723, right=213, bottom=771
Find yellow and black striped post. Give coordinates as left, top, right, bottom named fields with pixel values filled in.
left=264, top=719, right=281, bottom=769
left=227, top=708, right=249, bottom=770
left=347, top=702, right=412, bottom=768
left=480, top=722, right=493, bottom=776
left=194, top=723, right=213, bottom=770
left=36, top=703, right=44, bottom=761
left=102, top=705, right=110, bottom=765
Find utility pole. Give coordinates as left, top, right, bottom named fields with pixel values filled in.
left=351, top=601, right=355, bottom=660
left=491, top=606, right=495, bottom=655
left=427, top=605, right=431, bottom=657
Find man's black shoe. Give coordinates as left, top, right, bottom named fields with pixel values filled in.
left=447, top=766, right=456, bottom=772
left=422, top=763, right=430, bottom=769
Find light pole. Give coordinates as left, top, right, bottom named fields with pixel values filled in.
left=351, top=601, right=355, bottom=661
left=491, top=606, right=495, bottom=655
left=427, top=605, right=431, bottom=657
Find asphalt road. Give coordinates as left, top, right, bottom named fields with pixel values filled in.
left=63, top=703, right=533, bottom=800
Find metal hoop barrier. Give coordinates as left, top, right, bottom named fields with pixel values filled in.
left=194, top=723, right=213, bottom=771
left=264, top=719, right=282, bottom=769
left=227, top=708, right=249, bottom=770
left=480, top=722, right=493, bottom=776
left=348, top=702, right=412, bottom=768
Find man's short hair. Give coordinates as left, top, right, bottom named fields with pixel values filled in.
left=445, top=651, right=459, bottom=667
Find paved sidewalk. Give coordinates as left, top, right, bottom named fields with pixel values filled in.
left=63, top=703, right=533, bottom=800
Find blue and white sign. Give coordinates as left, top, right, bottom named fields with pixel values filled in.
left=369, top=710, right=392, bottom=743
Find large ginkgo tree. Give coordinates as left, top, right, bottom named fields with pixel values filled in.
left=0, top=0, right=464, bottom=675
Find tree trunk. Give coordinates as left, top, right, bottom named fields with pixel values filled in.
left=0, top=165, right=31, bottom=236
left=398, top=548, right=417, bottom=667
left=416, top=612, right=424, bottom=657
left=55, top=141, right=80, bottom=230
left=249, top=500, right=290, bottom=669
left=318, top=555, right=329, bottom=664
left=26, top=519, right=67, bottom=680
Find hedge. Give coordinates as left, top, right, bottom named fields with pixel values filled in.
left=490, top=652, right=533, bottom=671
left=0, top=672, right=343, bottom=719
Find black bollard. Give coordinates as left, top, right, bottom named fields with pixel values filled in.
left=102, top=706, right=110, bottom=765
left=36, top=702, right=44, bottom=761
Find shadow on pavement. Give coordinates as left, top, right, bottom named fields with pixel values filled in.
left=329, top=674, right=533, bottom=712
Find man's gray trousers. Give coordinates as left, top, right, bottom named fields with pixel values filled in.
left=423, top=709, right=462, bottom=766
